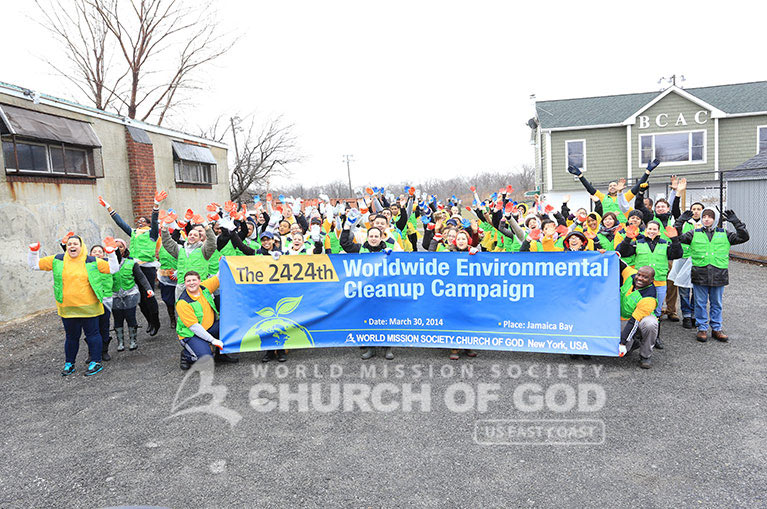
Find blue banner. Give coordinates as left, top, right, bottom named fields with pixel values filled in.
left=219, top=251, right=621, bottom=357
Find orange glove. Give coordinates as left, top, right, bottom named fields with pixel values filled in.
left=29, top=242, right=41, bottom=251
left=365, top=187, right=374, bottom=195
left=192, top=214, right=204, bottom=225
left=103, top=237, right=117, bottom=254
left=224, top=201, right=236, bottom=214
left=61, top=231, right=75, bottom=245
left=266, top=193, right=273, bottom=202
left=408, top=187, right=415, bottom=196
left=185, top=209, right=194, bottom=221
left=158, top=209, right=167, bottom=222
left=154, top=190, right=167, bottom=204
left=555, top=225, right=568, bottom=235
left=577, top=212, right=588, bottom=223
left=163, top=211, right=178, bottom=224
left=665, top=226, right=678, bottom=238
left=470, top=185, right=476, bottom=192
left=528, top=229, right=542, bottom=241
left=584, top=230, right=596, bottom=240
left=625, top=225, right=639, bottom=239
left=504, top=202, right=514, bottom=215
left=544, top=204, right=554, bottom=214
left=207, top=213, right=220, bottom=222
left=206, top=203, right=219, bottom=212
left=506, top=185, right=514, bottom=194
left=98, top=196, right=109, bottom=208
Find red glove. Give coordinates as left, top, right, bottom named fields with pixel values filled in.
left=465, top=206, right=472, bottom=212
left=360, top=207, right=369, bottom=214
left=469, top=247, right=479, bottom=255
left=577, top=212, right=588, bottom=223
left=494, top=201, right=503, bottom=212
left=29, top=242, right=41, bottom=252
left=427, top=223, right=435, bottom=231
left=504, top=202, right=514, bottom=215
left=433, top=233, right=443, bottom=242
left=266, top=193, right=273, bottom=202
left=103, top=237, right=117, bottom=254
left=154, top=190, right=167, bottom=203
left=408, top=187, right=415, bottom=196
left=625, top=225, right=639, bottom=239
left=61, top=231, right=75, bottom=245
left=147, top=290, right=154, bottom=299
left=469, top=185, right=476, bottom=192
left=97, top=196, right=108, bottom=208
left=555, top=225, right=568, bottom=235
left=185, top=209, right=194, bottom=221
left=584, top=230, right=596, bottom=240
left=506, top=185, right=514, bottom=194
left=528, top=229, right=542, bottom=241
left=544, top=204, right=554, bottom=214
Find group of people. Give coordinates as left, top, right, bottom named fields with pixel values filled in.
left=29, top=159, right=749, bottom=375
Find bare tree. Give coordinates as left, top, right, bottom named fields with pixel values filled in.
left=228, top=116, right=302, bottom=203
left=36, top=0, right=234, bottom=125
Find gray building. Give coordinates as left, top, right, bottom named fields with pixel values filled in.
left=0, top=81, right=230, bottom=323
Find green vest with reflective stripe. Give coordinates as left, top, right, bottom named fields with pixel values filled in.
left=176, top=287, right=218, bottom=338
left=620, top=275, right=657, bottom=320
left=326, top=233, right=341, bottom=254
left=504, top=234, right=521, bottom=252
left=681, top=222, right=696, bottom=258
left=691, top=229, right=730, bottom=269
left=601, top=195, right=626, bottom=223
left=113, top=258, right=137, bottom=292
left=359, top=246, right=371, bottom=254
left=596, top=233, right=617, bottom=252
left=159, top=246, right=177, bottom=270
left=634, top=238, right=670, bottom=281
left=177, top=247, right=210, bottom=282
left=130, top=229, right=156, bottom=263
left=52, top=255, right=106, bottom=303
left=220, top=241, right=238, bottom=257
left=530, top=238, right=564, bottom=252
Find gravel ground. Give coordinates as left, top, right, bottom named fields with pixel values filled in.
left=0, top=260, right=765, bottom=508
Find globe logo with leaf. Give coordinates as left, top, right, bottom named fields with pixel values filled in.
left=240, top=296, right=314, bottom=351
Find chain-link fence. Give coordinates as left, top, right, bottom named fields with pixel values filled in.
left=593, top=168, right=766, bottom=263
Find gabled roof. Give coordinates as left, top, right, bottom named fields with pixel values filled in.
left=536, top=81, right=767, bottom=130
left=726, top=150, right=767, bottom=181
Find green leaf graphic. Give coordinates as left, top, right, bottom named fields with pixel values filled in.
left=256, top=307, right=276, bottom=318
left=275, top=296, right=302, bottom=316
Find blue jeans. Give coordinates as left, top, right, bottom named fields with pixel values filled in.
left=63, top=316, right=101, bottom=363
left=180, top=320, right=219, bottom=362
left=99, top=309, right=111, bottom=345
left=654, top=285, right=667, bottom=317
left=679, top=287, right=695, bottom=319
left=693, top=284, right=724, bottom=332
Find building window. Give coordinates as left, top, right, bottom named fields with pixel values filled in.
left=639, top=130, right=706, bottom=165
left=2, top=137, right=98, bottom=177
left=172, top=140, right=218, bottom=185
left=566, top=140, right=585, bottom=171
left=758, top=126, right=767, bottom=154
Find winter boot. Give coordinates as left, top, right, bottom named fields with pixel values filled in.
left=102, top=339, right=112, bottom=361
left=128, top=326, right=138, bottom=351
left=116, top=327, right=125, bottom=352
left=166, top=302, right=176, bottom=326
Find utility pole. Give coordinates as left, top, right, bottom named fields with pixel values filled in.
left=342, top=154, right=354, bottom=196
left=229, top=117, right=241, bottom=162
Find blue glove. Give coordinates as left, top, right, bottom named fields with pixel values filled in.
left=647, top=159, right=660, bottom=172
left=421, top=216, right=431, bottom=225
left=383, top=248, right=393, bottom=255
left=461, top=219, right=472, bottom=229
left=567, top=165, right=582, bottom=176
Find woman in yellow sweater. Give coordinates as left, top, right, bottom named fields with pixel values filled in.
left=29, top=234, right=118, bottom=376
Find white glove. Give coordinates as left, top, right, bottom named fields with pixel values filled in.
left=310, top=224, right=321, bottom=242
left=212, top=339, right=224, bottom=350
left=319, top=193, right=330, bottom=203
left=271, top=251, right=282, bottom=261
left=218, top=216, right=236, bottom=231
left=618, top=344, right=627, bottom=357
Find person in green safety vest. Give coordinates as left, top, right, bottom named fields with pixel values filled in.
left=111, top=239, right=154, bottom=352
left=619, top=262, right=659, bottom=369
left=675, top=207, right=749, bottom=343
left=176, top=271, right=225, bottom=371
left=28, top=234, right=119, bottom=377
left=617, top=220, right=683, bottom=350
left=161, top=218, right=216, bottom=301
left=88, top=244, right=116, bottom=362
left=98, top=191, right=165, bottom=336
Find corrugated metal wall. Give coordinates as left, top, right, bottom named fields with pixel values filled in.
left=727, top=179, right=767, bottom=258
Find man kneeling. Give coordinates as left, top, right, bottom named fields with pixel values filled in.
left=176, top=270, right=227, bottom=370
left=619, top=264, right=659, bottom=369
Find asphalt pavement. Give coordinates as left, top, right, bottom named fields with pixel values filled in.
left=0, top=260, right=765, bottom=508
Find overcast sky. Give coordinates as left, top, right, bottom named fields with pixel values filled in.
left=4, top=0, right=765, bottom=190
